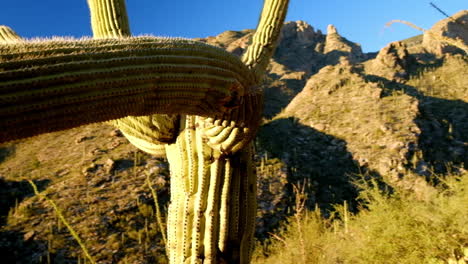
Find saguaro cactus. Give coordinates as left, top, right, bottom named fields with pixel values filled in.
left=0, top=0, right=289, bottom=263
left=0, top=25, right=22, bottom=43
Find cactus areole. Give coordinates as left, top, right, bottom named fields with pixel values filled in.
left=0, top=0, right=289, bottom=263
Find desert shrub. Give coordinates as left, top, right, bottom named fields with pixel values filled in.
left=253, top=172, right=468, bottom=264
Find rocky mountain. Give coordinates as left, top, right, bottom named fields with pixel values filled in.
left=0, top=11, right=467, bottom=263
left=278, top=19, right=467, bottom=181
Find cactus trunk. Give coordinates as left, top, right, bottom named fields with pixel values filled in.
left=165, top=116, right=257, bottom=263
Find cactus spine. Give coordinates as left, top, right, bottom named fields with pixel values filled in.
left=0, top=0, right=289, bottom=263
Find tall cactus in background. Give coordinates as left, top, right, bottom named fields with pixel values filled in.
left=0, top=0, right=289, bottom=263
left=0, top=25, right=22, bottom=43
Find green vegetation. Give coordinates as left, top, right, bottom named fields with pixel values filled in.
left=253, top=172, right=468, bottom=264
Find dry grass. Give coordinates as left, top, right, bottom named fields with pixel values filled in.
left=28, top=180, right=96, bottom=264
left=253, top=171, right=468, bottom=264
left=0, top=123, right=170, bottom=263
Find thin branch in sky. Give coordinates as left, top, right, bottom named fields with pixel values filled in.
left=429, top=2, right=468, bottom=31
left=385, top=20, right=426, bottom=32
left=429, top=2, right=452, bottom=20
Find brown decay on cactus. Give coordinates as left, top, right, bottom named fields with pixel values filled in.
left=0, top=0, right=289, bottom=263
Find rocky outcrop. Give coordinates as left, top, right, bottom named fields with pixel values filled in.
left=280, top=20, right=322, bottom=44
left=259, top=21, right=325, bottom=117
left=323, top=24, right=364, bottom=63
left=366, top=41, right=414, bottom=82
left=423, top=10, right=468, bottom=55
left=273, top=20, right=325, bottom=74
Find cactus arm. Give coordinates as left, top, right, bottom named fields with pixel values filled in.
left=242, top=0, right=290, bottom=81
left=112, top=114, right=178, bottom=155
left=0, top=37, right=256, bottom=143
left=199, top=0, right=289, bottom=155
left=200, top=93, right=263, bottom=155
left=87, top=0, right=131, bottom=38
left=0, top=26, right=23, bottom=43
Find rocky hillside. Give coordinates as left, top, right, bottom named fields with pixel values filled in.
left=0, top=10, right=467, bottom=263
left=279, top=11, right=468, bottom=181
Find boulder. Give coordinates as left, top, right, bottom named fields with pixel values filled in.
left=366, top=41, right=414, bottom=81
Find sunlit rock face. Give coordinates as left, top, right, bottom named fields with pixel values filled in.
left=323, top=24, right=364, bottom=63
left=423, top=10, right=468, bottom=55
left=366, top=41, right=414, bottom=82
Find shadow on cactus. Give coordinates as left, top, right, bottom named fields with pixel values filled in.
left=0, top=0, right=290, bottom=263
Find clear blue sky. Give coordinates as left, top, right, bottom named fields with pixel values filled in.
left=1, top=0, right=466, bottom=52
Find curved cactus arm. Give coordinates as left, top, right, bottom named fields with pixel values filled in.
left=242, top=0, right=290, bottom=81
left=113, top=114, right=179, bottom=155
left=199, top=92, right=263, bottom=155
left=87, top=0, right=176, bottom=156
left=0, top=26, right=23, bottom=43
left=87, top=0, right=131, bottom=38
left=0, top=37, right=256, bottom=143
left=197, top=0, right=290, bottom=157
